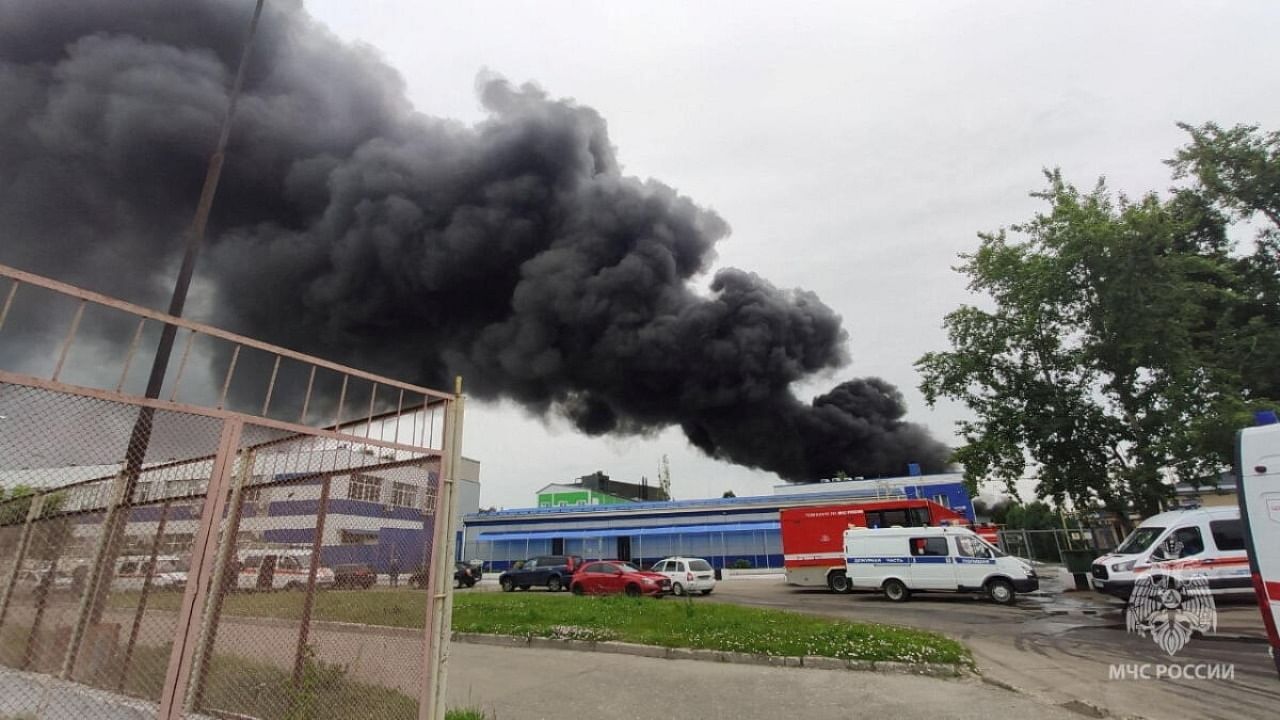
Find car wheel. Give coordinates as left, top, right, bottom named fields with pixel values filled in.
left=700, top=589, right=713, bottom=596
left=828, top=571, right=852, bottom=594
left=671, top=582, right=685, bottom=596
left=547, top=576, right=562, bottom=592
left=987, top=578, right=1016, bottom=605
left=571, top=583, right=584, bottom=596
left=500, top=577, right=514, bottom=592
left=625, top=584, right=641, bottom=598
left=882, top=578, right=910, bottom=602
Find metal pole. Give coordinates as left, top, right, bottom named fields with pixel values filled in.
left=420, top=378, right=464, bottom=720
left=0, top=494, right=44, bottom=633
left=292, top=475, right=332, bottom=689
left=71, top=0, right=266, bottom=665
left=188, top=448, right=254, bottom=712
left=23, top=516, right=71, bottom=672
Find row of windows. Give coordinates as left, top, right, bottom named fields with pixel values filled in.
left=347, top=474, right=429, bottom=509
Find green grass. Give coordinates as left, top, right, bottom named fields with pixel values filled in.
left=112, top=589, right=969, bottom=666
left=453, top=593, right=970, bottom=665
left=444, top=709, right=488, bottom=720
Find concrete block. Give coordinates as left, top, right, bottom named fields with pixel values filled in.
left=802, top=655, right=847, bottom=671
left=595, top=641, right=670, bottom=659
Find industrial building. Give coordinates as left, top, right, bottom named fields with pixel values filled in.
left=462, top=472, right=973, bottom=570
left=0, top=450, right=481, bottom=573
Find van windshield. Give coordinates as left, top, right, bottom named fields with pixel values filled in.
left=1115, top=527, right=1164, bottom=555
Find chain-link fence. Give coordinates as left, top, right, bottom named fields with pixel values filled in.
left=0, top=263, right=463, bottom=720
left=995, top=525, right=1122, bottom=564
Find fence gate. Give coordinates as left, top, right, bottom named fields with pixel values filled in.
left=0, top=263, right=464, bottom=720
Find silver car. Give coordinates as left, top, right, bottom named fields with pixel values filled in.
left=650, top=557, right=716, bottom=596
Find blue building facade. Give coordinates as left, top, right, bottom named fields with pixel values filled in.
left=463, top=474, right=973, bottom=571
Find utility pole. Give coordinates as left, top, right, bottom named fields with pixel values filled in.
left=63, top=0, right=266, bottom=671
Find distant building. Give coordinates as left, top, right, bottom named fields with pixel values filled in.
left=1173, top=471, right=1238, bottom=509
left=0, top=451, right=481, bottom=572
left=464, top=472, right=973, bottom=570
left=536, top=471, right=668, bottom=508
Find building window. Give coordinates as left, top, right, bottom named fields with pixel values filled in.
left=348, top=474, right=382, bottom=502
left=340, top=530, right=379, bottom=545
left=933, top=494, right=951, bottom=508
left=391, top=482, right=418, bottom=508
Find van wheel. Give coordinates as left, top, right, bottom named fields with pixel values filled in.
left=500, top=577, right=514, bottom=592
left=828, top=571, right=852, bottom=594
left=987, top=578, right=1015, bottom=605
left=882, top=578, right=910, bottom=602
left=547, top=576, right=562, bottom=592
left=672, top=582, right=685, bottom=596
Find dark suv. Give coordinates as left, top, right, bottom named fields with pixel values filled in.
left=498, top=555, right=583, bottom=592
left=333, top=564, right=377, bottom=589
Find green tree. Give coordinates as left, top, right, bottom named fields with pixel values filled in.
left=1169, top=123, right=1280, bottom=404
left=917, top=169, right=1260, bottom=519
left=722, top=490, right=736, bottom=498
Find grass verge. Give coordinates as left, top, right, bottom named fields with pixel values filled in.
left=453, top=593, right=971, bottom=665
left=111, top=589, right=970, bottom=666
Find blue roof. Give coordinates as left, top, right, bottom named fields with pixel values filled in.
left=474, top=521, right=780, bottom=542
left=465, top=479, right=967, bottom=524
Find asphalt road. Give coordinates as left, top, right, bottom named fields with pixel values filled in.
left=702, top=573, right=1279, bottom=720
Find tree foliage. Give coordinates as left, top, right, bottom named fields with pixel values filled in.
left=918, top=124, right=1280, bottom=518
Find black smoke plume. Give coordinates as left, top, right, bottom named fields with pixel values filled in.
left=0, top=0, right=949, bottom=480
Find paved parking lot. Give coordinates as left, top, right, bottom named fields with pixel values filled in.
left=683, top=572, right=1279, bottom=720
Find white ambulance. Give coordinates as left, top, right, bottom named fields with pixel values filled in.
left=1088, top=506, right=1251, bottom=600
left=234, top=548, right=334, bottom=591
left=1236, top=420, right=1280, bottom=680
left=843, top=526, right=1038, bottom=604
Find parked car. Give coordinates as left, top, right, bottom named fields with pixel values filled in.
left=405, top=562, right=481, bottom=589
left=569, top=560, right=671, bottom=597
left=454, top=563, right=478, bottom=589
left=333, top=564, right=378, bottom=589
left=650, top=556, right=716, bottom=596
left=498, top=555, right=583, bottom=592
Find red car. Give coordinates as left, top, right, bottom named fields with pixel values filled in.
left=570, top=560, right=671, bottom=597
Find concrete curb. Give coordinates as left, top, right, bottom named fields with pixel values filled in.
left=450, top=632, right=969, bottom=678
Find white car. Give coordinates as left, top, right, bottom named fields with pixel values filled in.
left=650, top=557, right=716, bottom=596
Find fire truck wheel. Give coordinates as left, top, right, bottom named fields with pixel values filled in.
left=882, top=578, right=910, bottom=602
left=828, top=571, right=852, bottom=594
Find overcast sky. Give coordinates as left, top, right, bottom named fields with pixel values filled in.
left=302, top=0, right=1280, bottom=508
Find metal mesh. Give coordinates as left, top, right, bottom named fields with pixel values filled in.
left=0, top=266, right=460, bottom=720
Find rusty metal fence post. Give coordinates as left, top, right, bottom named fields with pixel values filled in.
left=420, top=377, right=465, bottom=720
left=157, top=418, right=243, bottom=720
left=0, top=493, right=44, bottom=632
left=187, top=447, right=255, bottom=713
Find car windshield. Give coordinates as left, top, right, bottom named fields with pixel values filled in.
left=1115, top=527, right=1165, bottom=555
left=689, top=560, right=712, bottom=571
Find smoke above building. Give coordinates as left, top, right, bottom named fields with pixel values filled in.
left=0, top=0, right=950, bottom=480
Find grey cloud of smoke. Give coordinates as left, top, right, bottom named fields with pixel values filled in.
left=0, top=0, right=949, bottom=480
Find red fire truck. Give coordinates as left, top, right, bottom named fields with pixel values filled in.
left=781, top=499, right=983, bottom=592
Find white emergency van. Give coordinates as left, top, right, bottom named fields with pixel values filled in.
left=843, top=526, right=1038, bottom=604
left=1089, top=506, right=1251, bottom=600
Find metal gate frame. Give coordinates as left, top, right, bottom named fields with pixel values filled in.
left=0, top=261, right=464, bottom=720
